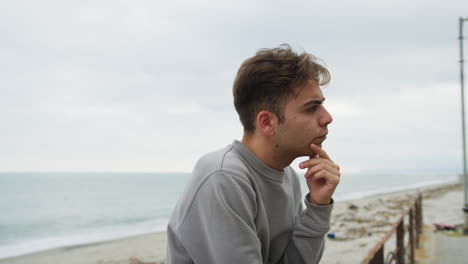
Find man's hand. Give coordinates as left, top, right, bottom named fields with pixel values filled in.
left=299, top=144, right=340, bottom=206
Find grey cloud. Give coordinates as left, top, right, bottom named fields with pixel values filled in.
left=1, top=0, right=467, bottom=172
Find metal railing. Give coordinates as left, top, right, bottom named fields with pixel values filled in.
left=360, top=194, right=423, bottom=264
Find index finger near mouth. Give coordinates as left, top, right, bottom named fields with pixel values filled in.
left=301, top=158, right=338, bottom=170
left=309, top=144, right=331, bottom=160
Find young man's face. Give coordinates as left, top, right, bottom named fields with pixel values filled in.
left=274, top=79, right=333, bottom=158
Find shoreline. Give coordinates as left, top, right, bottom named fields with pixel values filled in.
left=0, top=231, right=168, bottom=264
left=334, top=176, right=460, bottom=202
left=0, top=180, right=464, bottom=264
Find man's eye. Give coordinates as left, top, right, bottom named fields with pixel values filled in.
left=307, top=106, right=319, bottom=112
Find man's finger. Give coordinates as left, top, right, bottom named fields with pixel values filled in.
left=304, top=164, right=340, bottom=179
left=309, top=144, right=330, bottom=160
left=307, top=170, right=340, bottom=186
left=299, top=158, right=338, bottom=170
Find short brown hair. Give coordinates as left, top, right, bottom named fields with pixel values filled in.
left=233, top=44, right=330, bottom=132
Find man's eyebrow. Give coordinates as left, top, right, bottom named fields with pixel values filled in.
left=303, top=98, right=326, bottom=106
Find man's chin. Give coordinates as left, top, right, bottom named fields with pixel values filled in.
left=303, top=149, right=318, bottom=158
left=305, top=143, right=321, bottom=157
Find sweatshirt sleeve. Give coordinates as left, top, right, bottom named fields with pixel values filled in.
left=283, top=193, right=334, bottom=264
left=174, top=171, right=263, bottom=264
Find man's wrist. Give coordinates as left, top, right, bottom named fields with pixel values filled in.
left=308, top=194, right=331, bottom=206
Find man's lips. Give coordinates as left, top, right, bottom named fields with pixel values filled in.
left=316, top=133, right=328, bottom=143
left=319, top=132, right=328, bottom=137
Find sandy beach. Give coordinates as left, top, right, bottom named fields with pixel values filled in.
left=0, top=181, right=464, bottom=264
left=321, top=182, right=464, bottom=264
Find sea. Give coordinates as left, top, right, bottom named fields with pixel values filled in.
left=0, top=171, right=460, bottom=260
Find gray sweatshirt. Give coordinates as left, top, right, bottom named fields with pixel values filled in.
left=166, top=140, right=333, bottom=264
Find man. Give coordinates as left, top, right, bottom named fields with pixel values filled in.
left=166, top=45, right=340, bottom=264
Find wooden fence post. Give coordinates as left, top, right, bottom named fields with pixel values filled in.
left=409, top=209, right=415, bottom=264
left=397, top=219, right=405, bottom=264
left=369, top=247, right=384, bottom=264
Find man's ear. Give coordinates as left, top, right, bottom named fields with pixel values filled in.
left=256, top=110, right=278, bottom=137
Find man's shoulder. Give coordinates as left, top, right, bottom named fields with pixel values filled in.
left=193, top=142, right=251, bottom=179
left=168, top=142, right=256, bottom=232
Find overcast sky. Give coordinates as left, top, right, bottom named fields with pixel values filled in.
left=1, top=0, right=467, bottom=173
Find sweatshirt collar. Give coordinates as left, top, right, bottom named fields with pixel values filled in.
left=232, top=140, right=285, bottom=182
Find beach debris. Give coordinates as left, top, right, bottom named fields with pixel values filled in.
left=433, top=223, right=456, bottom=231
left=349, top=227, right=368, bottom=237
left=348, top=204, right=359, bottom=210
left=326, top=232, right=348, bottom=240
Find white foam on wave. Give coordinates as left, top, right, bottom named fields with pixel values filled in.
left=0, top=218, right=168, bottom=260
left=334, top=176, right=460, bottom=202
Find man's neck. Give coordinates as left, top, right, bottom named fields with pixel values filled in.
left=241, top=134, right=294, bottom=171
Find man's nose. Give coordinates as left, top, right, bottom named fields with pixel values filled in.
left=320, top=107, right=333, bottom=126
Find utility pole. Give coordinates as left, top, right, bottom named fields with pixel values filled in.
left=459, top=16, right=468, bottom=235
